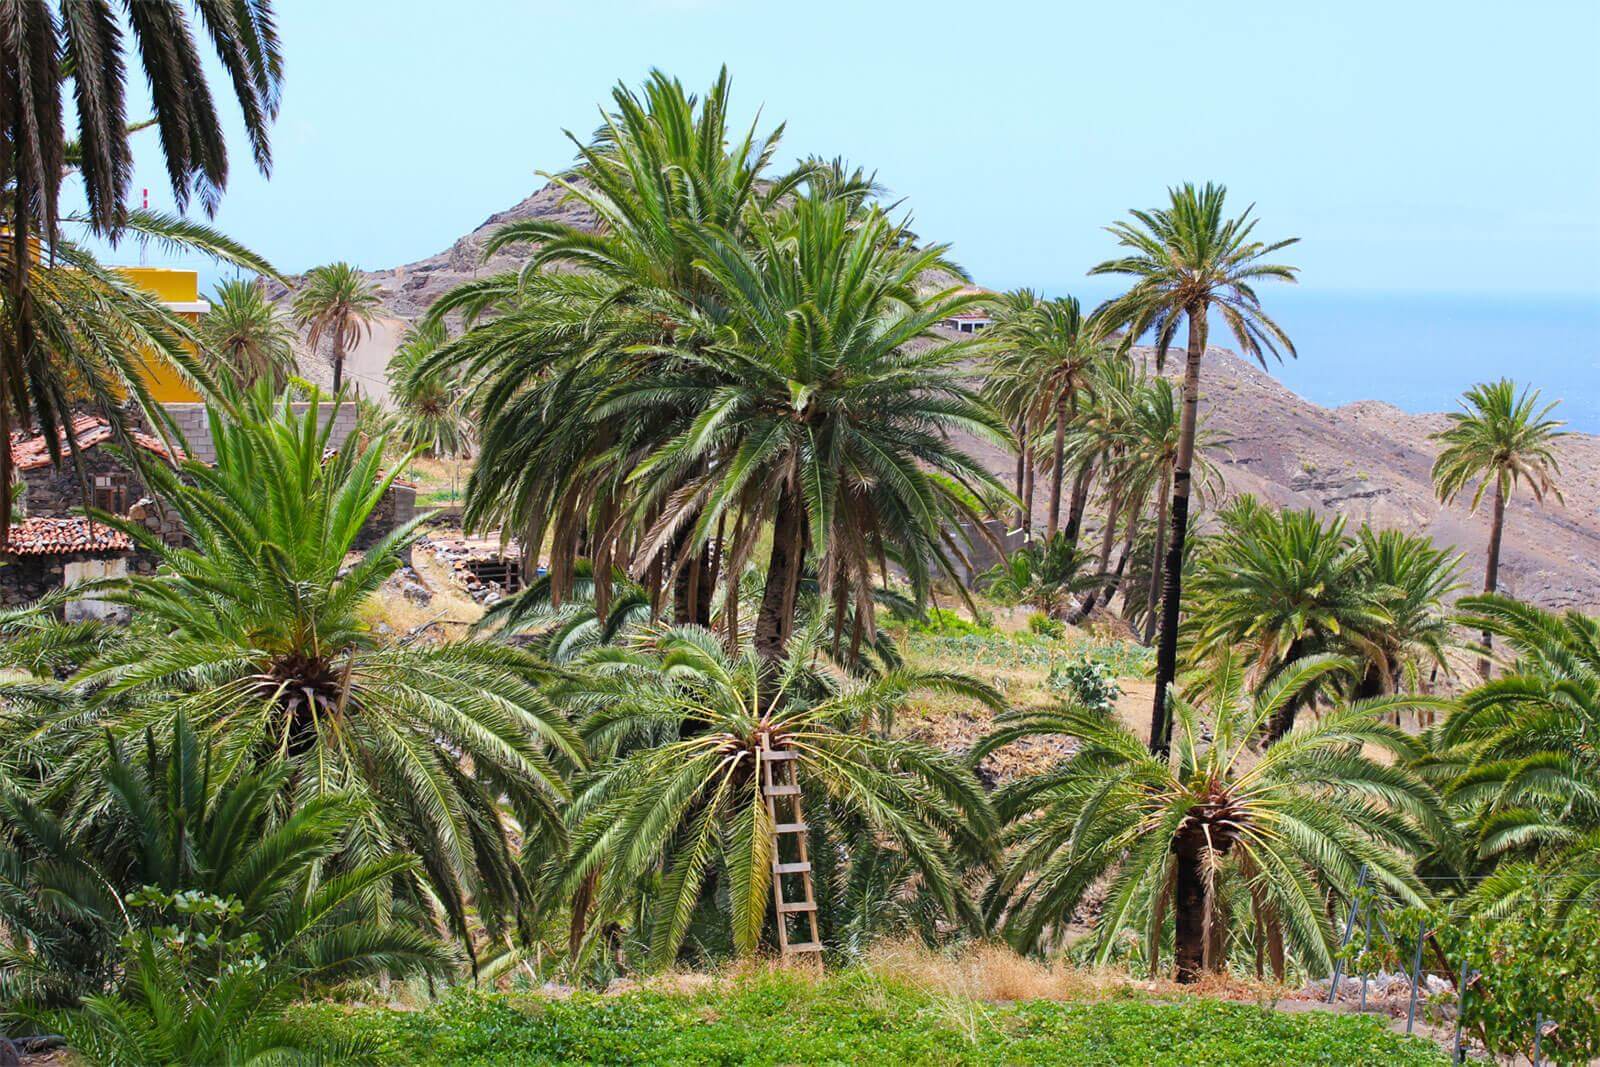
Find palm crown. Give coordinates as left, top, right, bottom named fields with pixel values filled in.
left=978, top=654, right=1441, bottom=981
left=553, top=624, right=997, bottom=968
left=291, top=262, right=381, bottom=392
left=65, top=388, right=581, bottom=949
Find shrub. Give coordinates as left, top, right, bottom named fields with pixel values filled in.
left=1047, top=654, right=1122, bottom=712
left=908, top=606, right=993, bottom=636
left=1027, top=612, right=1065, bottom=639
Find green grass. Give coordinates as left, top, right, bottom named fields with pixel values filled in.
left=904, top=630, right=1154, bottom=677
left=292, top=972, right=1445, bottom=1066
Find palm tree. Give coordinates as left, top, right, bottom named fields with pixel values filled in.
left=553, top=625, right=997, bottom=968
left=292, top=262, right=380, bottom=393
left=632, top=191, right=1007, bottom=672
left=1187, top=501, right=1392, bottom=740
left=977, top=653, right=1439, bottom=982
left=987, top=295, right=1109, bottom=540
left=1431, top=379, right=1566, bottom=674
left=1433, top=595, right=1600, bottom=916
left=0, top=712, right=450, bottom=1019
left=1, top=0, right=281, bottom=536
left=976, top=533, right=1105, bottom=620
left=1350, top=527, right=1460, bottom=699
left=1091, top=183, right=1299, bottom=755
left=387, top=318, right=472, bottom=458
left=199, top=277, right=296, bottom=389
left=427, top=70, right=820, bottom=627
left=63, top=387, right=581, bottom=950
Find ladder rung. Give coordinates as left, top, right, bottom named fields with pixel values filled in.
left=784, top=941, right=823, bottom=953
left=774, top=822, right=808, bottom=833
left=763, top=750, right=798, bottom=761
left=764, top=784, right=801, bottom=796
left=774, top=861, right=811, bottom=874
left=778, top=900, right=817, bottom=913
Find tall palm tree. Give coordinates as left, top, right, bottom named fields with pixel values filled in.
left=553, top=625, right=997, bottom=968
left=291, top=262, right=380, bottom=393
left=1431, top=379, right=1566, bottom=674
left=633, top=191, right=1007, bottom=671
left=977, top=653, right=1439, bottom=982
left=1, top=0, right=281, bottom=536
left=199, top=277, right=296, bottom=389
left=987, top=295, right=1108, bottom=540
left=62, top=387, right=581, bottom=951
left=1092, top=183, right=1298, bottom=755
left=424, top=69, right=820, bottom=626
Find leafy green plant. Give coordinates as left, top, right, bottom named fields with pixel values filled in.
left=1434, top=904, right=1600, bottom=1065
left=907, top=606, right=994, bottom=637
left=1027, top=612, right=1065, bottom=638
left=1047, top=654, right=1122, bottom=712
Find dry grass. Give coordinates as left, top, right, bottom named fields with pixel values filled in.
left=360, top=543, right=484, bottom=641
left=857, top=939, right=1292, bottom=1008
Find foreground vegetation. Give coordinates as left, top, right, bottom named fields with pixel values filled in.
left=3, top=9, right=1597, bottom=1060
left=292, top=970, right=1447, bottom=1066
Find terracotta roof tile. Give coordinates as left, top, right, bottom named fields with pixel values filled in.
left=10, top=414, right=184, bottom=472
left=3, top=517, right=133, bottom=557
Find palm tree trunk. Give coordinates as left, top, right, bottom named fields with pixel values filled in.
left=1072, top=488, right=1122, bottom=622
left=1047, top=395, right=1070, bottom=537
left=1479, top=477, right=1505, bottom=678
left=1020, top=427, right=1035, bottom=540
left=755, top=487, right=806, bottom=676
left=1141, top=466, right=1171, bottom=645
left=331, top=329, right=346, bottom=393
left=1173, top=829, right=1206, bottom=983
left=1149, top=308, right=1206, bottom=757
left=1012, top=418, right=1027, bottom=528
left=1265, top=638, right=1311, bottom=743
left=1063, top=462, right=1093, bottom=548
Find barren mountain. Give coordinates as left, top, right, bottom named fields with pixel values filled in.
left=285, top=183, right=1600, bottom=612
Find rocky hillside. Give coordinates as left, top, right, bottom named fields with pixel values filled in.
left=293, top=181, right=1600, bottom=612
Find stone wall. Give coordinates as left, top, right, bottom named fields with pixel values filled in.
left=355, top=483, right=418, bottom=549
left=18, top=447, right=151, bottom=519
left=0, top=550, right=158, bottom=609
left=158, top=401, right=360, bottom=464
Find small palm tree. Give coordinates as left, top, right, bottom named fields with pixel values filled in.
left=1091, top=183, right=1299, bottom=755
left=1351, top=528, right=1460, bottom=699
left=978, top=654, right=1439, bottom=982
left=292, top=262, right=381, bottom=392
left=387, top=319, right=472, bottom=457
left=553, top=625, right=998, bottom=968
left=0, top=713, right=451, bottom=1020
left=65, top=387, right=580, bottom=948
left=1431, top=379, right=1566, bottom=673
left=1187, top=501, right=1392, bottom=740
left=1434, top=595, right=1600, bottom=916
left=199, top=277, right=296, bottom=389
left=975, top=533, right=1105, bottom=620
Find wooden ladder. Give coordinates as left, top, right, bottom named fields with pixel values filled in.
left=760, top=738, right=822, bottom=959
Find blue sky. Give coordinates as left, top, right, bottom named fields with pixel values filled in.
left=82, top=0, right=1600, bottom=298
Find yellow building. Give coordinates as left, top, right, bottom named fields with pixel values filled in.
left=116, top=266, right=209, bottom=403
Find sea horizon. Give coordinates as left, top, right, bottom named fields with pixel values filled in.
left=1035, top=284, right=1600, bottom=433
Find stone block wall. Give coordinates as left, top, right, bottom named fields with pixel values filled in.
left=18, top=447, right=151, bottom=519
left=158, top=401, right=359, bottom=464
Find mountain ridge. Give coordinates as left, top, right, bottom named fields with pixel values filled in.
left=275, top=182, right=1600, bottom=612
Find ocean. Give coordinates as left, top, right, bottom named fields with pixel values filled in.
left=1262, top=291, right=1600, bottom=434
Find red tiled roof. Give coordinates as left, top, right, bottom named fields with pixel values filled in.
left=3, top=517, right=133, bottom=557
left=10, top=414, right=184, bottom=472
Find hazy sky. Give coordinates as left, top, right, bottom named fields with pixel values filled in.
left=80, top=0, right=1600, bottom=297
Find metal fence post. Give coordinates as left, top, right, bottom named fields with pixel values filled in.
left=1326, top=864, right=1368, bottom=1004
left=1533, top=1012, right=1544, bottom=1066
left=1358, top=895, right=1375, bottom=1012
left=1452, top=959, right=1473, bottom=1064
left=1406, top=923, right=1427, bottom=1034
